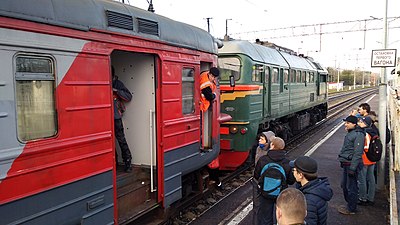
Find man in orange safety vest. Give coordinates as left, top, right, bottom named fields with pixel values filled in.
left=199, top=67, right=219, bottom=112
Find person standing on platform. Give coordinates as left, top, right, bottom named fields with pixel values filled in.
left=357, top=116, right=377, bottom=206
left=338, top=115, right=365, bottom=215
left=291, top=156, right=333, bottom=225
left=254, top=131, right=275, bottom=165
left=358, top=103, right=371, bottom=117
left=253, top=137, right=295, bottom=225
left=275, top=188, right=307, bottom=225
left=199, top=67, right=221, bottom=188
left=112, top=67, right=133, bottom=173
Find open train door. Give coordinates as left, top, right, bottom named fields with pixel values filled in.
left=111, top=51, right=158, bottom=224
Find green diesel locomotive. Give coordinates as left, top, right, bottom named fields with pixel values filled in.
left=218, top=40, right=328, bottom=170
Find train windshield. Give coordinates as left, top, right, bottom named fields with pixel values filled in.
left=218, top=57, right=241, bottom=81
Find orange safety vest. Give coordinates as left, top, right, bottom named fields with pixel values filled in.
left=199, top=71, right=216, bottom=112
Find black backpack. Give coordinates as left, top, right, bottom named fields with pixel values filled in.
left=366, top=135, right=383, bottom=162
left=257, top=162, right=286, bottom=199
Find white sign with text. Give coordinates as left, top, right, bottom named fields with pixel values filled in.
left=371, top=49, right=397, bottom=67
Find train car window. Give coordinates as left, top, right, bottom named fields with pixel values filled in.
left=283, top=69, right=289, bottom=83
left=264, top=67, right=270, bottom=83
left=252, top=65, right=263, bottom=82
left=15, top=56, right=57, bottom=141
left=272, top=68, right=279, bottom=83
left=218, top=57, right=241, bottom=81
left=302, top=71, right=307, bottom=83
left=310, top=72, right=315, bottom=83
left=305, top=71, right=310, bottom=83
left=296, top=70, right=301, bottom=83
left=182, top=68, right=195, bottom=114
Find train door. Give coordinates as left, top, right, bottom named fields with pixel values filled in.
left=111, top=51, right=158, bottom=224
left=281, top=68, right=290, bottom=115
left=200, top=63, right=213, bottom=148
left=263, top=66, right=271, bottom=118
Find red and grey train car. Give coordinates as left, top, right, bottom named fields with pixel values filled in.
left=218, top=40, right=328, bottom=170
left=0, top=1, right=222, bottom=224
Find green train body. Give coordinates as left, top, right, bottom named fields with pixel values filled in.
left=218, top=40, right=328, bottom=170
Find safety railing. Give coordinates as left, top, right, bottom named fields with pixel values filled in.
left=388, top=87, right=400, bottom=225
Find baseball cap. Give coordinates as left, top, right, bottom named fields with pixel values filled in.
left=289, top=156, right=318, bottom=173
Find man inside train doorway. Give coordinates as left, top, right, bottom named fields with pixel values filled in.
left=200, top=67, right=221, bottom=187
left=112, top=66, right=133, bottom=173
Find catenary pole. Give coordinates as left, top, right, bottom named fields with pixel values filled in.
left=377, top=0, right=388, bottom=190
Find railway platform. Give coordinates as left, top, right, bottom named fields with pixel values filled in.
left=191, top=91, right=400, bottom=225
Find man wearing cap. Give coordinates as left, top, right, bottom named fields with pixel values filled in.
left=337, top=115, right=365, bottom=215
left=291, top=156, right=333, bottom=225
left=199, top=67, right=219, bottom=112
left=357, top=116, right=378, bottom=206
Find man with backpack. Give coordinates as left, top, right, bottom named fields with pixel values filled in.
left=253, top=136, right=295, bottom=225
left=357, top=116, right=380, bottom=206
left=338, top=115, right=365, bottom=215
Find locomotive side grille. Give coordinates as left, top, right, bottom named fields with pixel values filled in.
left=137, top=18, right=159, bottom=36
left=106, top=10, right=133, bottom=30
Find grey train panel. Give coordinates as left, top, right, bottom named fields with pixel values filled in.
left=0, top=0, right=217, bottom=54
left=0, top=171, right=114, bottom=225
left=279, top=51, right=315, bottom=70
left=163, top=142, right=219, bottom=207
left=219, top=40, right=289, bottom=67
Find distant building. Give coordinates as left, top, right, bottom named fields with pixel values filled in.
left=328, top=82, right=344, bottom=90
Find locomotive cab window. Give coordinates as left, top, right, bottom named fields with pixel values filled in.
left=218, top=57, right=241, bottom=81
left=252, top=65, right=263, bottom=82
left=15, top=56, right=57, bottom=141
left=182, top=68, right=195, bottom=114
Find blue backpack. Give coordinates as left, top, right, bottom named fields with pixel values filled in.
left=257, top=162, right=286, bottom=199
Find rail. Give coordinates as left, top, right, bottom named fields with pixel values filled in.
left=388, top=87, right=400, bottom=225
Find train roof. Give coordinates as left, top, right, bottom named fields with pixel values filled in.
left=0, top=0, right=217, bottom=54
left=219, top=40, right=289, bottom=67
left=279, top=51, right=315, bottom=70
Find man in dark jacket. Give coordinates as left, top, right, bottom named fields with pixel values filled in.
left=291, top=156, right=333, bottom=225
left=338, top=115, right=365, bottom=215
left=112, top=67, right=133, bottom=172
left=253, top=137, right=295, bottom=225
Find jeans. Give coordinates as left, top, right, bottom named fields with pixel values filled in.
left=341, top=165, right=359, bottom=212
left=358, top=164, right=376, bottom=202
left=114, top=118, right=132, bottom=163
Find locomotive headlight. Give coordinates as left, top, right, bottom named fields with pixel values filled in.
left=229, top=125, right=238, bottom=134
left=240, top=127, right=248, bottom=135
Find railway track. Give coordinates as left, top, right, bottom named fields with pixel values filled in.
left=168, top=88, right=378, bottom=225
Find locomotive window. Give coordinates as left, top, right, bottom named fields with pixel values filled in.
left=252, top=65, right=263, bottom=82
left=305, top=72, right=310, bottom=82
left=15, top=56, right=57, bottom=142
left=290, top=69, right=296, bottom=83
left=264, top=67, right=270, bottom=83
left=283, top=69, right=289, bottom=83
left=310, top=72, right=315, bottom=82
left=182, top=68, right=195, bottom=114
left=302, top=71, right=307, bottom=83
left=296, top=70, right=301, bottom=83
left=272, top=68, right=279, bottom=83
left=218, top=57, right=241, bottom=81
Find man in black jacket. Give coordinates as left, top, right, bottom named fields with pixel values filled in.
left=253, top=137, right=295, bottom=225
left=112, top=67, right=133, bottom=172
left=291, top=156, right=333, bottom=225
left=338, top=115, right=365, bottom=215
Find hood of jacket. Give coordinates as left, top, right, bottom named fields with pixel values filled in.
left=300, top=177, right=333, bottom=201
left=267, top=150, right=287, bottom=162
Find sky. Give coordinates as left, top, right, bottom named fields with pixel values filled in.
left=124, top=0, right=400, bottom=73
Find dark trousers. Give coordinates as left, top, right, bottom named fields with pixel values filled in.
left=341, top=165, right=359, bottom=212
left=114, top=118, right=132, bottom=163
left=252, top=180, right=275, bottom=225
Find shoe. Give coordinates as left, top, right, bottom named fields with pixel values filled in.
left=357, top=199, right=368, bottom=206
left=216, top=182, right=224, bottom=190
left=367, top=200, right=375, bottom=206
left=124, top=160, right=132, bottom=173
left=338, top=205, right=355, bottom=215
